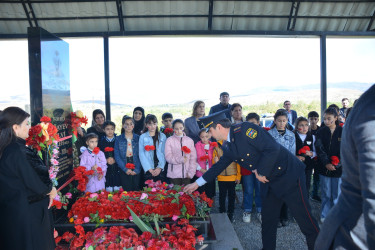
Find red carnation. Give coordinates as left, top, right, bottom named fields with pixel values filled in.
left=40, top=116, right=51, bottom=123
left=263, top=127, right=271, bottom=131
left=97, top=167, right=103, bottom=175
left=145, top=145, right=155, bottom=151
left=331, top=156, right=340, bottom=166
left=182, top=146, right=191, bottom=154
left=92, top=147, right=100, bottom=155
left=210, top=142, right=218, bottom=148
left=298, top=146, right=311, bottom=155
left=164, top=128, right=173, bottom=134
left=126, top=163, right=135, bottom=170
left=339, top=123, right=344, bottom=127
left=104, top=147, right=114, bottom=152
left=200, top=155, right=209, bottom=161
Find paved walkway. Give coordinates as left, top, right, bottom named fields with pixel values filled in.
left=209, top=189, right=321, bottom=250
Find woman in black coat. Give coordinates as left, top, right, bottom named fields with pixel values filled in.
left=0, top=107, right=56, bottom=250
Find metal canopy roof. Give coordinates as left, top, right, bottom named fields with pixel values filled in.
left=1, top=0, right=375, bottom=38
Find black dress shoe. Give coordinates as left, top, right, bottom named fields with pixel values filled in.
left=311, top=195, right=321, bottom=202
left=281, top=220, right=289, bottom=227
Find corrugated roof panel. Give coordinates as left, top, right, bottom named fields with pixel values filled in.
left=0, top=21, right=29, bottom=34
left=299, top=3, right=355, bottom=17
left=295, top=18, right=347, bottom=32
left=0, top=3, right=25, bottom=18
left=345, top=19, right=372, bottom=31
left=126, top=17, right=207, bottom=31
left=32, top=2, right=117, bottom=18
left=232, top=18, right=288, bottom=31
left=232, top=1, right=291, bottom=16
left=37, top=19, right=119, bottom=33
left=124, top=1, right=207, bottom=16
left=212, top=17, right=233, bottom=30
left=213, top=1, right=235, bottom=15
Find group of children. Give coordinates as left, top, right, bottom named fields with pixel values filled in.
left=78, top=104, right=344, bottom=224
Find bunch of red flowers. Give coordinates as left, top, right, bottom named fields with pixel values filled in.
left=298, top=146, right=311, bottom=156
left=26, top=116, right=60, bottom=154
left=67, top=180, right=212, bottom=223
left=55, top=219, right=204, bottom=249
left=210, top=142, right=218, bottom=148
left=70, top=111, right=88, bottom=137
left=331, top=156, right=340, bottom=166
left=199, top=155, right=209, bottom=162
left=126, top=163, right=136, bottom=170
left=163, top=127, right=174, bottom=135
left=181, top=146, right=191, bottom=154
left=73, top=166, right=95, bottom=192
left=145, top=145, right=156, bottom=151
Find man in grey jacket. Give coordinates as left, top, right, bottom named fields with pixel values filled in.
left=315, top=84, right=375, bottom=249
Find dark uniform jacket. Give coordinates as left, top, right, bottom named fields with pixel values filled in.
left=315, top=84, right=375, bottom=250
left=315, top=125, right=342, bottom=178
left=202, top=122, right=305, bottom=198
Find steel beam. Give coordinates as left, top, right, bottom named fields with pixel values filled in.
left=320, top=35, right=327, bottom=116
left=27, top=0, right=39, bottom=27
left=367, top=10, right=375, bottom=31
left=208, top=0, right=214, bottom=31
left=20, top=0, right=33, bottom=27
left=103, top=36, right=111, bottom=121
left=115, top=0, right=125, bottom=32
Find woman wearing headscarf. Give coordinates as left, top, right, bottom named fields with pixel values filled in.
left=133, top=107, right=145, bottom=135
left=87, top=109, right=106, bottom=140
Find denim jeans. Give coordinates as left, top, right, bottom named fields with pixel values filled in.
left=242, top=174, right=262, bottom=213
left=320, top=175, right=341, bottom=219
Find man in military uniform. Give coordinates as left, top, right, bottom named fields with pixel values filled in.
left=184, top=111, right=319, bottom=250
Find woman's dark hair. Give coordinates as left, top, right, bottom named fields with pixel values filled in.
left=92, top=109, right=105, bottom=127
left=294, top=117, right=309, bottom=132
left=85, top=133, right=98, bottom=142
left=324, top=107, right=340, bottom=126
left=246, top=112, right=260, bottom=122
left=103, top=121, right=116, bottom=129
left=230, top=103, right=242, bottom=111
left=0, top=107, right=30, bottom=158
left=133, top=107, right=145, bottom=135
left=270, top=109, right=288, bottom=129
left=192, top=101, right=205, bottom=117
left=172, top=119, right=184, bottom=129
left=142, top=114, right=159, bottom=145
left=121, top=115, right=135, bottom=134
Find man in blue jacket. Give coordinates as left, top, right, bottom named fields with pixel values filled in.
left=209, top=92, right=232, bottom=119
left=283, top=100, right=297, bottom=125
left=184, top=111, right=319, bottom=250
left=315, top=84, right=375, bottom=250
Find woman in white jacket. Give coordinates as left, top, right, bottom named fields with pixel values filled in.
left=165, top=119, right=197, bottom=185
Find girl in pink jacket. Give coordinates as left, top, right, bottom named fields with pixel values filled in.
left=195, top=129, right=216, bottom=198
left=165, top=119, right=197, bottom=185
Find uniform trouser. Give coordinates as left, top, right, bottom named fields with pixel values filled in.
left=262, top=178, right=319, bottom=250
left=305, top=168, right=313, bottom=198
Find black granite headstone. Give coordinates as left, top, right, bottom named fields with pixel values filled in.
left=28, top=27, right=73, bottom=187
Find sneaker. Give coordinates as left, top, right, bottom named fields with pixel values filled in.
left=243, top=212, right=251, bottom=223
left=320, top=218, right=325, bottom=223
left=281, top=219, right=289, bottom=227
left=256, top=212, right=262, bottom=224
left=228, top=213, right=235, bottom=223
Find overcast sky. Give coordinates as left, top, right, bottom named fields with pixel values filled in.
left=1, top=36, right=374, bottom=106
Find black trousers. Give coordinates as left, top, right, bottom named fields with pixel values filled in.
left=262, top=179, right=319, bottom=250
left=218, top=181, right=236, bottom=214
left=120, top=172, right=141, bottom=191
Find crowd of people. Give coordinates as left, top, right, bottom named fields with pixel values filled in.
left=0, top=89, right=368, bottom=250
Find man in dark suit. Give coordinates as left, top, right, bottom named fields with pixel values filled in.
left=283, top=100, right=297, bottom=125
left=315, top=84, right=375, bottom=250
left=184, top=111, right=319, bottom=250
left=209, top=92, right=232, bottom=119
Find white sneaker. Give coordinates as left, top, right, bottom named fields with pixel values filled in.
left=243, top=212, right=251, bottom=223
left=320, top=218, right=325, bottom=223
left=256, top=212, right=262, bottom=223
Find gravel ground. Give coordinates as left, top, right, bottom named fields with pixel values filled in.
left=209, top=189, right=321, bottom=250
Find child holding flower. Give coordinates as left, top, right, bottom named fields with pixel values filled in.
left=80, top=133, right=107, bottom=193
left=115, top=116, right=141, bottom=191
left=195, top=129, right=216, bottom=198
left=294, top=117, right=317, bottom=197
left=165, top=119, right=197, bottom=185
left=315, top=107, right=342, bottom=223
left=98, top=121, right=121, bottom=192
left=139, top=114, right=167, bottom=183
